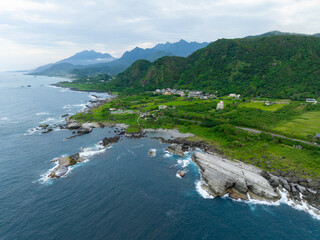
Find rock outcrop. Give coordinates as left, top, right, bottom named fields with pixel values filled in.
left=177, top=170, right=186, bottom=178
left=261, top=170, right=320, bottom=210
left=166, top=143, right=184, bottom=157
left=155, top=137, right=223, bottom=155
left=48, top=153, right=84, bottom=178
left=102, top=136, right=120, bottom=146
left=148, top=149, right=156, bottom=157
left=192, top=152, right=280, bottom=201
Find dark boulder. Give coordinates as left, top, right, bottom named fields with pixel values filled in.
left=269, top=176, right=280, bottom=188
left=102, top=136, right=120, bottom=146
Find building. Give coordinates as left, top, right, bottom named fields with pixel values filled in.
left=306, top=99, right=318, bottom=104
left=188, top=91, right=203, bottom=98
left=229, top=93, right=241, bottom=99
left=159, top=105, right=167, bottom=110
left=265, top=101, right=273, bottom=106
left=315, top=133, right=320, bottom=139
left=216, top=101, right=224, bottom=110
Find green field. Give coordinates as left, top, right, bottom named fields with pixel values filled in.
left=274, top=111, right=320, bottom=141
left=239, top=102, right=287, bottom=111
left=69, top=93, right=320, bottom=178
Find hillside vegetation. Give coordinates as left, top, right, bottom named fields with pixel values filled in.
left=111, top=35, right=320, bottom=99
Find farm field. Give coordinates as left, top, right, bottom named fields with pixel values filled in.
left=273, top=111, right=320, bottom=141
left=239, top=102, right=287, bottom=111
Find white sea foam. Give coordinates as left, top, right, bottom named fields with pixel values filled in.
left=176, top=173, right=182, bottom=179
left=277, top=189, right=320, bottom=220
left=79, top=142, right=108, bottom=158
left=0, top=117, right=9, bottom=121
left=39, top=162, right=59, bottom=185
left=63, top=104, right=86, bottom=110
left=195, top=180, right=214, bottom=199
left=176, top=153, right=192, bottom=168
left=24, top=127, right=40, bottom=135
left=39, top=117, right=64, bottom=124
left=35, top=112, right=49, bottom=116
left=163, top=152, right=172, bottom=158
left=177, top=159, right=191, bottom=168
left=148, top=148, right=157, bottom=157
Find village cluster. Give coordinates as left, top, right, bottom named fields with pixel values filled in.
left=154, top=88, right=218, bottom=99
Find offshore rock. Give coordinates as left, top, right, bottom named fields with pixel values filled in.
left=148, top=149, right=156, bottom=157
left=166, top=144, right=184, bottom=157
left=77, top=128, right=93, bottom=135
left=177, top=170, right=186, bottom=178
left=48, top=154, right=84, bottom=178
left=102, top=136, right=120, bottom=146
left=192, top=152, right=280, bottom=201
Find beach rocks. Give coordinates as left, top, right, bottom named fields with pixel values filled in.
left=39, top=124, right=49, bottom=128
left=102, top=136, right=120, bottom=146
left=192, top=152, right=280, bottom=201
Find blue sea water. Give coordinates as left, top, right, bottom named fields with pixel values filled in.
left=1, top=72, right=320, bottom=240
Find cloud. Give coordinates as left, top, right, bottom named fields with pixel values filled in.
left=0, top=0, right=320, bottom=70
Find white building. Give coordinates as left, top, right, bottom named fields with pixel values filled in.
left=216, top=101, right=224, bottom=110
left=306, top=99, right=318, bottom=104
left=229, top=93, right=241, bottom=99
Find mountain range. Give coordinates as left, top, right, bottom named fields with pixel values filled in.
left=110, top=34, right=320, bottom=99
left=31, top=40, right=209, bottom=77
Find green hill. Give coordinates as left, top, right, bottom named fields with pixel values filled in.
left=112, top=35, right=320, bottom=99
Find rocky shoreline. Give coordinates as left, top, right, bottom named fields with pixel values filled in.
left=160, top=137, right=320, bottom=214
left=39, top=86, right=320, bottom=215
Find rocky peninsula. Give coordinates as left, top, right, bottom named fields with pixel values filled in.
left=192, top=151, right=280, bottom=201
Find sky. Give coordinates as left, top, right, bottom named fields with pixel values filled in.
left=0, top=0, right=320, bottom=71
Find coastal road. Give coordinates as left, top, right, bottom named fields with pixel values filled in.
left=236, top=126, right=319, bottom=148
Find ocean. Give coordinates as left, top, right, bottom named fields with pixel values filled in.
left=1, top=72, right=320, bottom=240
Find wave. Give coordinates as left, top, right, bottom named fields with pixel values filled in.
left=0, top=117, right=9, bottom=121
left=24, top=127, right=41, bottom=136
left=176, top=172, right=182, bottom=179
left=163, top=152, right=172, bottom=158
left=79, top=142, right=108, bottom=158
left=38, top=155, right=68, bottom=184
left=195, top=180, right=214, bottom=199
left=39, top=117, right=64, bottom=124
left=63, top=104, right=86, bottom=111
left=277, top=189, right=320, bottom=220
left=148, top=148, right=157, bottom=157
left=35, top=112, right=49, bottom=116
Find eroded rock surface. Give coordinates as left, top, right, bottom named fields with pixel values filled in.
left=192, top=152, right=280, bottom=201
left=166, top=144, right=184, bottom=157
